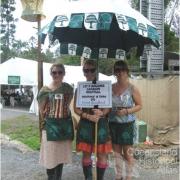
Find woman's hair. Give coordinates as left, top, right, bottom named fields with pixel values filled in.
left=113, top=60, right=129, bottom=74
left=83, top=59, right=96, bottom=69
left=50, top=63, right=65, bottom=74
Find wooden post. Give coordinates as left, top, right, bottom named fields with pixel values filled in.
left=37, top=14, right=43, bottom=140
left=37, top=14, right=43, bottom=91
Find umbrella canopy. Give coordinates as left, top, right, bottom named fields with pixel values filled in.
left=41, top=0, right=160, bottom=59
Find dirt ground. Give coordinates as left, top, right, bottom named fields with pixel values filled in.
left=1, top=108, right=179, bottom=180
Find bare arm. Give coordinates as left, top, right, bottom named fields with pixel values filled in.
left=73, top=90, right=83, bottom=116
left=116, top=85, right=142, bottom=116
left=128, top=85, right=142, bottom=114
left=73, top=90, right=109, bottom=122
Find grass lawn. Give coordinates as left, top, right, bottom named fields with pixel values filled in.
left=1, top=115, right=77, bottom=151
left=1, top=115, right=41, bottom=150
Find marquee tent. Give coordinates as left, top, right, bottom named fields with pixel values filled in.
left=0, top=57, right=115, bottom=114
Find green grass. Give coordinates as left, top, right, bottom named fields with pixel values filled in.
left=1, top=115, right=77, bottom=151
left=1, top=115, right=40, bottom=150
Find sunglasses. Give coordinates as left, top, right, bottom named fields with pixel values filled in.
left=83, top=68, right=96, bottom=73
left=51, top=71, right=64, bottom=75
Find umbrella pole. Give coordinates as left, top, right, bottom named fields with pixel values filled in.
left=93, top=104, right=99, bottom=180
left=93, top=52, right=99, bottom=180
left=94, top=122, right=98, bottom=180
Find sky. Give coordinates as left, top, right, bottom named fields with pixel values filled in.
left=14, top=0, right=130, bottom=41
left=14, top=0, right=70, bottom=41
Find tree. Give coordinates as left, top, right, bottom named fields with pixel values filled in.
left=164, top=23, right=179, bottom=52
left=57, top=55, right=81, bottom=65
left=0, top=0, right=18, bottom=61
left=14, top=39, right=28, bottom=51
left=164, top=0, right=171, bottom=9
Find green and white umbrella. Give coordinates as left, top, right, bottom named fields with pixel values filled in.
left=41, top=0, right=160, bottom=60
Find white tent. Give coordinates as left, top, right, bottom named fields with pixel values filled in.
left=0, top=57, right=115, bottom=114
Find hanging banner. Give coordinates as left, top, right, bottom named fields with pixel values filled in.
left=76, top=81, right=112, bottom=108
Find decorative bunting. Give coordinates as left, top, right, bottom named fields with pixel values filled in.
left=82, top=47, right=92, bottom=59
left=115, top=49, right=126, bottom=60
left=68, top=43, right=77, bottom=55
left=99, top=48, right=108, bottom=59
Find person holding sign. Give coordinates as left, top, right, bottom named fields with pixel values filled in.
left=109, top=60, right=142, bottom=180
left=74, top=59, right=112, bottom=180
left=37, top=63, right=74, bottom=180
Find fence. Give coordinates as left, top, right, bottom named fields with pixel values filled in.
left=130, top=76, right=179, bottom=136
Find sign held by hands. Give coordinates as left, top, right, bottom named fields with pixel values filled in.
left=76, top=81, right=112, bottom=108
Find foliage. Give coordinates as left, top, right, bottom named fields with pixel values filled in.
left=1, top=115, right=77, bottom=151
left=164, top=0, right=171, bottom=9
left=164, top=23, right=179, bottom=52
left=98, top=59, right=116, bottom=75
left=56, top=55, right=81, bottom=65
left=1, top=115, right=40, bottom=150
left=126, top=48, right=141, bottom=71
left=0, top=0, right=18, bottom=61
left=18, top=47, right=54, bottom=62
left=130, top=0, right=139, bottom=10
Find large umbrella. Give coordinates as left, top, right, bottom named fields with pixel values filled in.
left=41, top=0, right=160, bottom=60
left=41, top=0, right=160, bottom=179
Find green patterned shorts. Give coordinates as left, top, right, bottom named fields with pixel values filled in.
left=77, top=118, right=110, bottom=144
left=109, top=121, right=134, bottom=145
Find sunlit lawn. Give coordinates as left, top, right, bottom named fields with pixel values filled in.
left=1, top=115, right=76, bottom=151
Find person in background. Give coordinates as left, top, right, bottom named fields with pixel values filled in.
left=109, top=60, right=142, bottom=180
left=74, top=59, right=112, bottom=180
left=10, top=91, right=15, bottom=107
left=37, top=63, right=74, bottom=180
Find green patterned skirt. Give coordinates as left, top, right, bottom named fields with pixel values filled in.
left=109, top=121, right=135, bottom=145
left=77, top=118, right=110, bottom=144
left=45, top=117, right=74, bottom=141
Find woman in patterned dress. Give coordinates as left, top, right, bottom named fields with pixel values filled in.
left=37, top=63, right=74, bottom=180
left=109, top=60, right=142, bottom=180
left=74, top=59, right=112, bottom=180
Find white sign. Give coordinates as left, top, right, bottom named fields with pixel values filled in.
left=76, top=81, right=112, bottom=108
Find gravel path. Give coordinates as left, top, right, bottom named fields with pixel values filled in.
left=1, top=140, right=179, bottom=180
left=1, top=139, right=114, bottom=180
left=1, top=108, right=179, bottom=180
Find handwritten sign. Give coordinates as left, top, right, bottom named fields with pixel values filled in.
left=76, top=81, right=112, bottom=108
